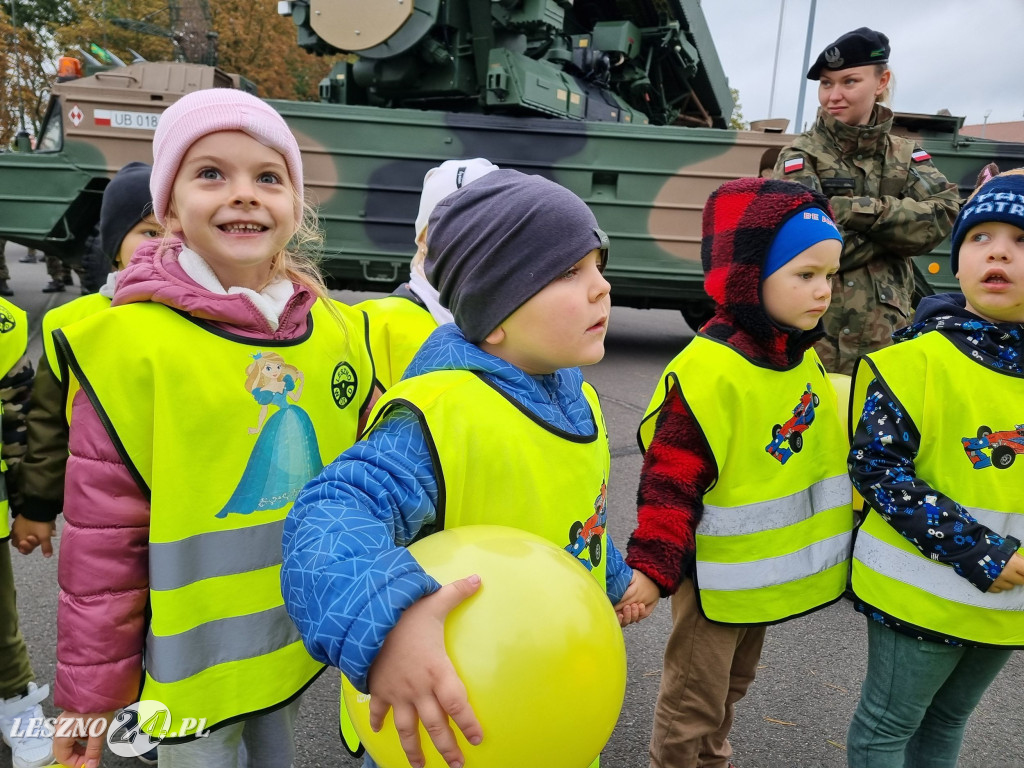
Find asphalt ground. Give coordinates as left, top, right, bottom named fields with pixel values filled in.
left=3, top=241, right=1022, bottom=767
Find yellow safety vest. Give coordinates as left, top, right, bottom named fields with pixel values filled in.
left=56, top=299, right=374, bottom=738
left=0, top=298, right=28, bottom=538
left=43, top=292, right=111, bottom=381
left=340, top=370, right=611, bottom=762
left=851, top=331, right=1024, bottom=646
left=356, top=295, right=437, bottom=390
left=638, top=335, right=853, bottom=624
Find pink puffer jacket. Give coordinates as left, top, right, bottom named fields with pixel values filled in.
left=54, top=241, right=318, bottom=713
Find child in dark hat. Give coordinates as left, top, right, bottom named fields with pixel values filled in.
left=282, top=169, right=657, bottom=768
left=845, top=168, right=1024, bottom=767
left=12, top=162, right=160, bottom=557
left=627, top=177, right=853, bottom=768
left=773, top=27, right=959, bottom=375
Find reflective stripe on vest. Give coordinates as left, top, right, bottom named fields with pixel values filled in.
left=42, top=292, right=111, bottom=381
left=0, top=298, right=28, bottom=537
left=356, top=295, right=437, bottom=390
left=642, top=335, right=853, bottom=624
left=57, top=299, right=374, bottom=736
left=340, top=370, right=611, bottom=763
left=851, top=333, right=1024, bottom=646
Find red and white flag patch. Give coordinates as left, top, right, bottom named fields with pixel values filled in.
left=94, top=109, right=112, bottom=126
left=911, top=149, right=931, bottom=163
left=783, top=157, right=804, bottom=173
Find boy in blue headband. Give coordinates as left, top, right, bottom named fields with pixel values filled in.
left=627, top=177, right=853, bottom=768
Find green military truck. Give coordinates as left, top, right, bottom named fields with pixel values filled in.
left=1, top=0, right=1022, bottom=326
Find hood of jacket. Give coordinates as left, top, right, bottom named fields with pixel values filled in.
left=895, top=292, right=1024, bottom=374
left=113, top=238, right=316, bottom=339
left=700, top=177, right=831, bottom=368
left=404, top=323, right=595, bottom=435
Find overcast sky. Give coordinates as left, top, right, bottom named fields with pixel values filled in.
left=700, top=0, right=1024, bottom=132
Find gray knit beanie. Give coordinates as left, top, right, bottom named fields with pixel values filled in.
left=425, top=169, right=608, bottom=343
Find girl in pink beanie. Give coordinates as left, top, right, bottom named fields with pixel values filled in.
left=51, top=87, right=378, bottom=768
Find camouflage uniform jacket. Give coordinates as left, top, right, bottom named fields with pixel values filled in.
left=773, top=105, right=960, bottom=373
left=1, top=354, right=33, bottom=517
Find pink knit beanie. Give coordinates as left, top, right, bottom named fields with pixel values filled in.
left=150, top=88, right=304, bottom=227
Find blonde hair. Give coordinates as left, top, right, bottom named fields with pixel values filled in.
left=164, top=191, right=350, bottom=348
left=875, top=64, right=894, bottom=106
left=244, top=351, right=300, bottom=392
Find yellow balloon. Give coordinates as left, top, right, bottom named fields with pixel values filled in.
left=341, top=524, right=627, bottom=768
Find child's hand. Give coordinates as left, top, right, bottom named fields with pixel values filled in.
left=989, top=552, right=1024, bottom=593
left=11, top=516, right=56, bottom=557
left=614, top=570, right=660, bottom=627
left=52, top=710, right=113, bottom=768
left=368, top=574, right=484, bottom=768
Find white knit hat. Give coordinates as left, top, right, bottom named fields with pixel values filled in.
left=150, top=88, right=304, bottom=227
left=414, top=158, right=499, bottom=242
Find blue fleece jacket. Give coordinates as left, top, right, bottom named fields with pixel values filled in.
left=282, top=323, right=632, bottom=691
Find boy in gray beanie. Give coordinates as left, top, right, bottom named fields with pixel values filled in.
left=283, top=170, right=657, bottom=768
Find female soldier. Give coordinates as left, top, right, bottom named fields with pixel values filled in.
left=774, top=27, right=960, bottom=374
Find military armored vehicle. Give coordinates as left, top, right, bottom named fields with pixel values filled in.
left=2, top=0, right=1023, bottom=326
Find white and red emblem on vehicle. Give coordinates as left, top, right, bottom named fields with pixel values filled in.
left=68, top=105, right=84, bottom=127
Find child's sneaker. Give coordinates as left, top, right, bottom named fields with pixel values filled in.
left=0, top=682, right=55, bottom=768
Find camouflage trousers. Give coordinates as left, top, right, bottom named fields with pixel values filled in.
left=45, top=252, right=68, bottom=282
left=0, top=544, right=35, bottom=698
left=814, top=264, right=912, bottom=375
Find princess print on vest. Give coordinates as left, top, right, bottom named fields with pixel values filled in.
left=216, top=352, right=324, bottom=517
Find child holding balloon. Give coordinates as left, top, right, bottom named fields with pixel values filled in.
left=627, top=177, right=854, bottom=768
left=283, top=169, right=659, bottom=768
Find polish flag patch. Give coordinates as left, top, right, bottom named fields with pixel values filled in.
left=94, top=109, right=112, bottom=126
left=783, top=157, right=804, bottom=173
left=911, top=149, right=931, bottom=163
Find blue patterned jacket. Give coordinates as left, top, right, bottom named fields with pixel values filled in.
left=281, top=323, right=632, bottom=690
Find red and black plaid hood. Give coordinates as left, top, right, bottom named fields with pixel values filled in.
left=699, top=177, right=831, bottom=367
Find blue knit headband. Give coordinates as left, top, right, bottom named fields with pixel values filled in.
left=763, top=207, right=843, bottom=279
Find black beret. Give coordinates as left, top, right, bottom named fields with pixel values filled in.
left=806, top=27, right=890, bottom=80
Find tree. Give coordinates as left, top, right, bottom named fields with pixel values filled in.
left=53, top=0, right=337, bottom=100
left=208, top=0, right=338, bottom=100
left=729, top=87, right=747, bottom=131
left=1, top=0, right=78, bottom=146
left=56, top=0, right=174, bottom=64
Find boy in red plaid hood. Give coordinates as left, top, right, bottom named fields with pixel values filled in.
left=627, top=177, right=855, bottom=768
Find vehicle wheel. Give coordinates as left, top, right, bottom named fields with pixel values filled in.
left=978, top=426, right=992, bottom=439
left=812, top=394, right=820, bottom=407
left=992, top=446, right=1015, bottom=469
left=569, top=520, right=583, bottom=544
left=772, top=424, right=782, bottom=438
left=589, top=536, right=603, bottom=566
left=791, top=433, right=804, bottom=452
left=680, top=302, right=714, bottom=332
